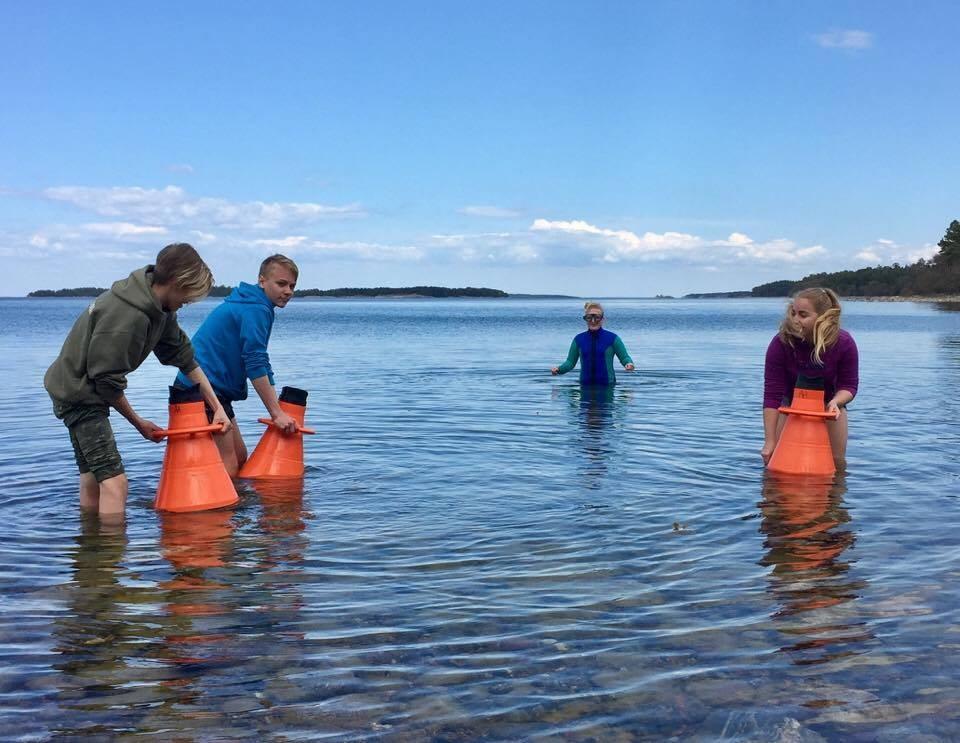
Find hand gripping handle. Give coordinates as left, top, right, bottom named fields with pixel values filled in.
left=257, top=418, right=316, bottom=435
left=777, top=405, right=840, bottom=420
left=154, top=422, right=226, bottom=439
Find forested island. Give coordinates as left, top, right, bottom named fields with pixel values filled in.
left=294, top=286, right=508, bottom=298
left=28, top=285, right=512, bottom=299
left=28, top=287, right=110, bottom=298
left=686, top=220, right=960, bottom=299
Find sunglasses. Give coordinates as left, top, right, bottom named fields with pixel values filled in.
left=583, top=314, right=604, bottom=321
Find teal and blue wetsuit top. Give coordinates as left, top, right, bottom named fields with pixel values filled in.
left=556, top=328, right=633, bottom=385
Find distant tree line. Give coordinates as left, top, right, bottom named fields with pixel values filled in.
left=28, top=287, right=108, bottom=297
left=29, top=284, right=506, bottom=299
left=752, top=220, right=960, bottom=297
left=293, top=286, right=508, bottom=298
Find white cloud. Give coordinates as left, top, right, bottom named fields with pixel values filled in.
left=813, top=29, right=873, bottom=50
left=190, top=230, right=217, bottom=244
left=854, top=238, right=938, bottom=266
left=718, top=232, right=827, bottom=262
left=43, top=185, right=365, bottom=229
left=167, top=163, right=195, bottom=174
left=83, top=222, right=168, bottom=238
left=305, top=240, right=425, bottom=262
left=531, top=218, right=703, bottom=262
left=726, top=232, right=753, bottom=246
left=253, top=236, right=310, bottom=249
left=438, top=221, right=829, bottom=267
left=243, top=237, right=425, bottom=262
left=459, top=205, right=523, bottom=218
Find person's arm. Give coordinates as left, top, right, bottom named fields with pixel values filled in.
left=251, top=375, right=297, bottom=433
left=760, top=407, right=781, bottom=464
left=85, top=322, right=158, bottom=439
left=153, top=315, right=197, bottom=371
left=184, top=366, right=232, bottom=434
left=111, top=393, right=163, bottom=442
left=613, top=336, right=635, bottom=371
left=828, top=335, right=859, bottom=414
left=761, top=337, right=788, bottom=464
left=240, top=308, right=275, bottom=388
left=552, top=339, right=580, bottom=375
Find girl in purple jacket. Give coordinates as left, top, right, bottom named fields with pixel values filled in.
left=761, top=288, right=859, bottom=467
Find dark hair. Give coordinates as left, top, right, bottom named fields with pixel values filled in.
left=153, top=243, right=214, bottom=300
left=259, top=254, right=299, bottom=280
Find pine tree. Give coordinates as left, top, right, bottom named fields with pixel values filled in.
left=936, top=219, right=960, bottom=265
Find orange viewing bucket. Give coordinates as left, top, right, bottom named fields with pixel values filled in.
left=154, top=386, right=239, bottom=513
left=767, top=376, right=838, bottom=478
left=238, top=387, right=315, bottom=479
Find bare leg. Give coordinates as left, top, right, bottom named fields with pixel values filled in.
left=98, top=473, right=128, bottom=524
left=826, top=408, right=849, bottom=469
left=79, top=472, right=99, bottom=511
left=214, top=425, right=247, bottom=478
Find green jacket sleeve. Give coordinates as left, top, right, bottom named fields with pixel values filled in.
left=613, top=336, right=633, bottom=366
left=153, top=315, right=199, bottom=374
left=556, top=339, right=580, bottom=374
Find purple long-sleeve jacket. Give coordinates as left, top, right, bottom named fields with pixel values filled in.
left=763, top=329, right=859, bottom=409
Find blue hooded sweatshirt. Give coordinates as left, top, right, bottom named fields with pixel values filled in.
left=176, top=282, right=275, bottom=401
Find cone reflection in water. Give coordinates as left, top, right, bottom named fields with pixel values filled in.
left=759, top=472, right=871, bottom=664
left=154, top=385, right=238, bottom=512
left=158, top=509, right=235, bottom=668
left=253, top=477, right=305, bottom=506
left=239, top=386, right=313, bottom=479
left=768, top=376, right=836, bottom=477
left=159, top=509, right=236, bottom=570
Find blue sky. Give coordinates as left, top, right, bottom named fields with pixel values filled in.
left=2, top=2, right=958, bottom=296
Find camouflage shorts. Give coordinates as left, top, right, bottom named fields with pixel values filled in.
left=66, top=408, right=125, bottom=482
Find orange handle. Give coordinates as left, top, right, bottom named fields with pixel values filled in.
left=777, top=406, right=840, bottom=420
left=154, top=422, right=226, bottom=439
left=257, top=417, right=316, bottom=435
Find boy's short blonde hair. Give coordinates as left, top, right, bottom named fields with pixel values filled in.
left=259, top=254, right=299, bottom=280
left=583, top=301, right=604, bottom=315
left=153, top=243, right=213, bottom=301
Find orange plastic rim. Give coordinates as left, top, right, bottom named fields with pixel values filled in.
left=256, top=417, right=316, bottom=435
left=155, top=422, right=226, bottom=439
left=777, top=406, right=839, bottom=419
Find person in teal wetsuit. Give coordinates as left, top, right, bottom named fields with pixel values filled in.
left=551, top=301, right=635, bottom=385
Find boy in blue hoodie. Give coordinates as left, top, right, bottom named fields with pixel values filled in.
left=175, top=254, right=299, bottom=476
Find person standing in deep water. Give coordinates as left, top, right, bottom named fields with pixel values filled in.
left=551, top=301, right=635, bottom=384
left=761, top=287, right=859, bottom=467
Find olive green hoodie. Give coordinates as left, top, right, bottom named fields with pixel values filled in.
left=44, top=266, right=199, bottom=423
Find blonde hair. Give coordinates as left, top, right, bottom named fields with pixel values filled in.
left=260, top=254, right=299, bottom=280
left=583, top=301, right=604, bottom=315
left=778, top=287, right=842, bottom=364
left=153, top=243, right=213, bottom=301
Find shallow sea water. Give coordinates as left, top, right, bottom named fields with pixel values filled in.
left=1, top=296, right=959, bottom=741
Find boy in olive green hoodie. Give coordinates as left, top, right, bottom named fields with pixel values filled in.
left=44, top=243, right=231, bottom=522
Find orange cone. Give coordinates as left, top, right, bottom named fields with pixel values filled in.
left=767, top=376, right=838, bottom=477
left=154, top=386, right=239, bottom=512
left=238, top=387, right=315, bottom=479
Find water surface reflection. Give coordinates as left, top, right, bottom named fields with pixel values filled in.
left=759, top=473, right=873, bottom=667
